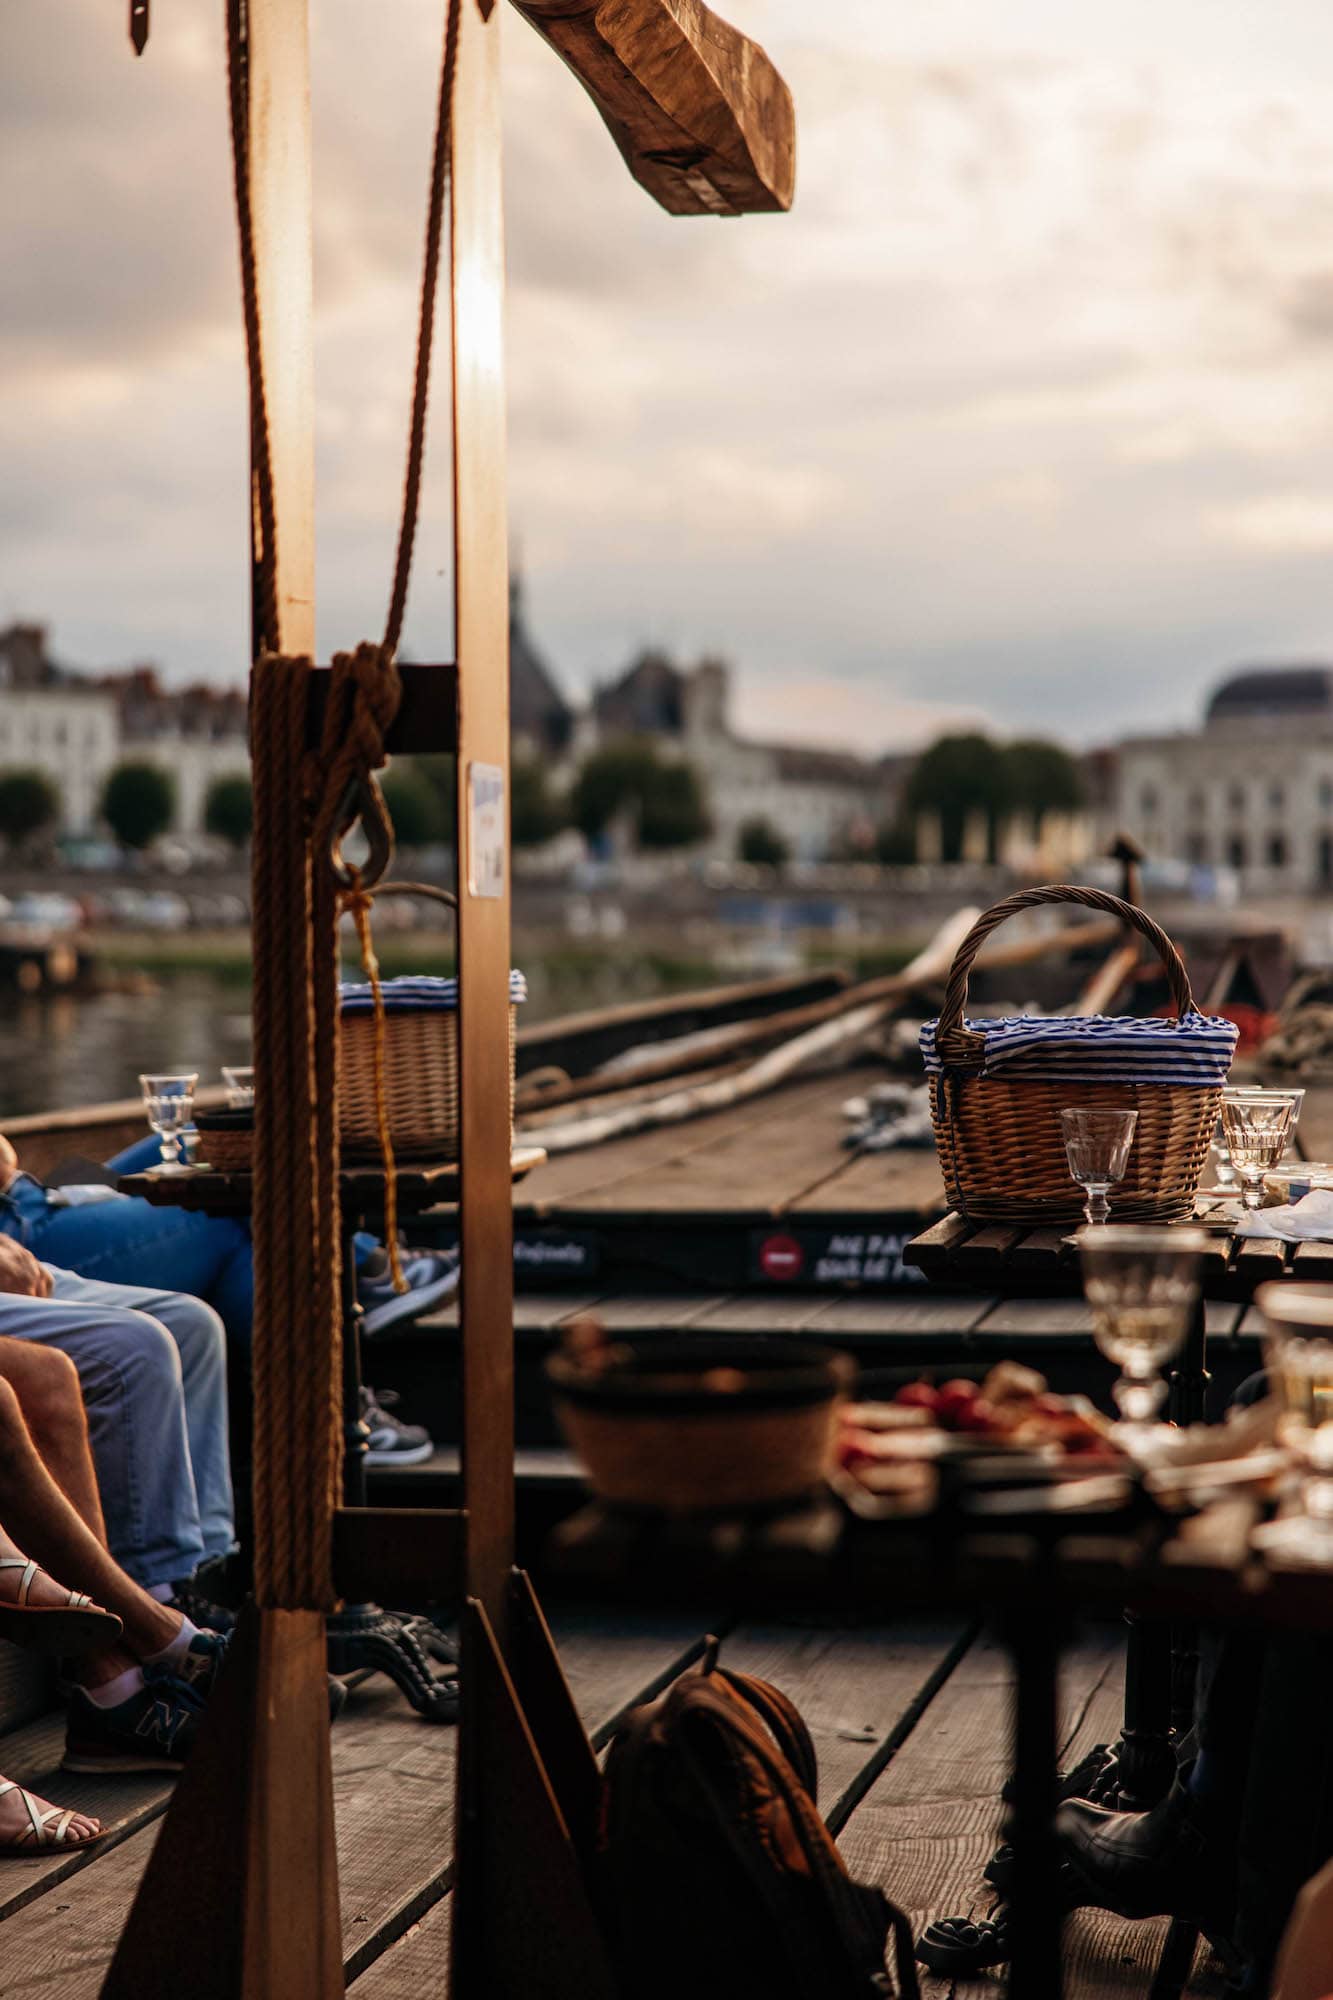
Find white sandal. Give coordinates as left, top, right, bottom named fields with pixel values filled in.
left=0, top=1777, right=101, bottom=1852
left=0, top=1556, right=123, bottom=1655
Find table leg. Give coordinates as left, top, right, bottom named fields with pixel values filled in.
left=1110, top=1295, right=1208, bottom=1803
left=1001, top=1608, right=1065, bottom=2000
left=326, top=1226, right=458, bottom=1721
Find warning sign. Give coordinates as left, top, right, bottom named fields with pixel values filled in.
left=757, top=1234, right=805, bottom=1281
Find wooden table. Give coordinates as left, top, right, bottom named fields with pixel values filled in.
left=906, top=1207, right=1333, bottom=1301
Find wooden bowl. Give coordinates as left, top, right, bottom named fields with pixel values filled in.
left=547, top=1336, right=854, bottom=1515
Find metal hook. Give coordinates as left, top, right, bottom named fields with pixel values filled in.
left=328, top=776, right=394, bottom=891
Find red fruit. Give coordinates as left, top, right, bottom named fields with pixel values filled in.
left=1032, top=1393, right=1068, bottom=1417
left=954, top=1398, right=996, bottom=1434
left=894, top=1381, right=941, bottom=1413
left=935, top=1380, right=981, bottom=1424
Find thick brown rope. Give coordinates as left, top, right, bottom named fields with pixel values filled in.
left=385, top=0, right=463, bottom=656
left=227, top=0, right=462, bottom=1605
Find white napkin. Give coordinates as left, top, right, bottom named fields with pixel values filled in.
left=1233, top=1188, right=1333, bottom=1240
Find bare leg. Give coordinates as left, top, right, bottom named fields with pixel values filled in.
left=0, top=1338, right=106, bottom=1541
left=0, top=1377, right=178, bottom=1661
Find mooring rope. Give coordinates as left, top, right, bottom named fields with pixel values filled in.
left=227, top=0, right=462, bottom=1606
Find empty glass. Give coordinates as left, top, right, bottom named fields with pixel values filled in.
left=140, top=1072, right=198, bottom=1171
left=1220, top=1088, right=1301, bottom=1211
left=1061, top=1107, right=1138, bottom=1225
left=1256, top=1283, right=1333, bottom=1567
left=222, top=1065, right=255, bottom=1111
left=1080, top=1225, right=1205, bottom=1447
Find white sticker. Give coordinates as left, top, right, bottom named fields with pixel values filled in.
left=467, top=761, right=506, bottom=899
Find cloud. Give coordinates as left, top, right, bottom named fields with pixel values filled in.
left=8, top=2, right=1333, bottom=754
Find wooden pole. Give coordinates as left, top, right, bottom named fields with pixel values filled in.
left=103, top=5, right=340, bottom=1994
left=451, top=0, right=515, bottom=1642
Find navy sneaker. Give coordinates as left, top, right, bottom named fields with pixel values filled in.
left=63, top=1666, right=206, bottom=1774
left=359, top=1252, right=459, bottom=1338
left=361, top=1385, right=434, bottom=1466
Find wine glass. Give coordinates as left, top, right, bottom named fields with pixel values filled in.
left=1060, top=1107, right=1138, bottom=1225
left=139, top=1072, right=199, bottom=1172
left=1080, top=1225, right=1205, bottom=1448
left=1220, top=1088, right=1301, bottom=1211
left=222, top=1065, right=255, bottom=1111
left=1255, top=1283, right=1333, bottom=1566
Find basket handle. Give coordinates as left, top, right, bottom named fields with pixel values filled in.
left=351, top=878, right=458, bottom=914
left=933, top=883, right=1198, bottom=1066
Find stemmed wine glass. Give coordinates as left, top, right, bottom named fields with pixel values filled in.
left=1255, top=1283, right=1333, bottom=1567
left=139, top=1072, right=199, bottom=1172
left=1060, top=1107, right=1138, bottom=1225
left=1220, top=1088, right=1301, bottom=1211
left=1080, top=1225, right=1205, bottom=1449
left=222, top=1066, right=255, bottom=1111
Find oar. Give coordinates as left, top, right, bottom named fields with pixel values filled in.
left=508, top=0, right=796, bottom=214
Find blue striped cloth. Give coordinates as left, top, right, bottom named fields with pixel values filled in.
left=340, top=972, right=528, bottom=1016
left=919, top=1011, right=1237, bottom=1087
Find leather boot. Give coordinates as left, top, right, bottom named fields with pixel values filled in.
left=1056, top=1775, right=1235, bottom=1934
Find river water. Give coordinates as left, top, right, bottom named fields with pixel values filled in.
left=0, top=982, right=257, bottom=1120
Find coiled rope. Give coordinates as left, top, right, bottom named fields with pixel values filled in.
left=227, top=0, right=462, bottom=1608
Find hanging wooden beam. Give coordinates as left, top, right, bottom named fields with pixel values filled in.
left=509, top=0, right=795, bottom=215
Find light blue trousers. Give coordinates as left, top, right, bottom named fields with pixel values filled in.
left=0, top=1268, right=235, bottom=1590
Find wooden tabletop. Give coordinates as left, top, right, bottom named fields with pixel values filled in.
left=905, top=1209, right=1333, bottom=1302
left=551, top=1479, right=1333, bottom=1636
left=119, top=1146, right=547, bottom=1218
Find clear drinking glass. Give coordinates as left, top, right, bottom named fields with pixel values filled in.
left=1080, top=1226, right=1205, bottom=1447
left=1256, top=1283, right=1333, bottom=1566
left=139, top=1072, right=199, bottom=1171
left=1220, top=1088, right=1301, bottom=1210
left=222, top=1065, right=255, bottom=1111
left=1060, top=1107, right=1138, bottom=1225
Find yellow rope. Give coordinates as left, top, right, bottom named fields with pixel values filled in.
left=341, top=868, right=406, bottom=1295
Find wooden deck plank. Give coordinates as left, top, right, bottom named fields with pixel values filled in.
left=0, top=1610, right=712, bottom=1996
left=802, top=1294, right=992, bottom=1339
left=717, top=1621, right=974, bottom=1815
left=514, top=1073, right=857, bottom=1216
left=973, top=1297, right=1096, bottom=1340
left=787, top=1146, right=944, bottom=1218
left=544, top=1075, right=873, bottom=1218
left=688, top=1295, right=839, bottom=1333
left=353, top=1618, right=975, bottom=1998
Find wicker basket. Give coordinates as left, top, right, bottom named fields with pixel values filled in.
left=547, top=1336, right=854, bottom=1515
left=336, top=879, right=519, bottom=1163
left=194, top=1109, right=253, bottom=1172
left=926, top=885, right=1230, bottom=1226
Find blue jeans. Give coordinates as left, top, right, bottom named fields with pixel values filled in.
left=0, top=1269, right=234, bottom=1588
left=1, top=1153, right=256, bottom=1353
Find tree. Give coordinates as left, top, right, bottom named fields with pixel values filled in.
left=381, top=767, right=447, bottom=848
left=904, top=734, right=1011, bottom=864
left=738, top=817, right=788, bottom=866
left=101, top=762, right=176, bottom=851
left=571, top=740, right=711, bottom=850
left=203, top=773, right=253, bottom=849
left=0, top=770, right=60, bottom=853
left=511, top=756, right=566, bottom=848
left=1000, top=739, right=1085, bottom=816
left=873, top=815, right=916, bottom=865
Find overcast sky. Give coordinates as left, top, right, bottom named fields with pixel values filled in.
left=8, top=1, right=1333, bottom=753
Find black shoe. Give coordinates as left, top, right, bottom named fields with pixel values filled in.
left=361, top=1386, right=434, bottom=1466
left=1057, top=1776, right=1235, bottom=1933
left=168, top=1583, right=236, bottom=1634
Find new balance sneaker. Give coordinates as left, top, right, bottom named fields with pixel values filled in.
left=359, top=1252, right=459, bottom=1338
left=63, top=1666, right=207, bottom=1774
left=361, top=1386, right=434, bottom=1466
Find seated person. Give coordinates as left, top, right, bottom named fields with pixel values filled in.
left=0, top=1133, right=458, bottom=1352
left=0, top=1340, right=227, bottom=1790
left=0, top=1238, right=233, bottom=1610
left=1058, top=1373, right=1328, bottom=1994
